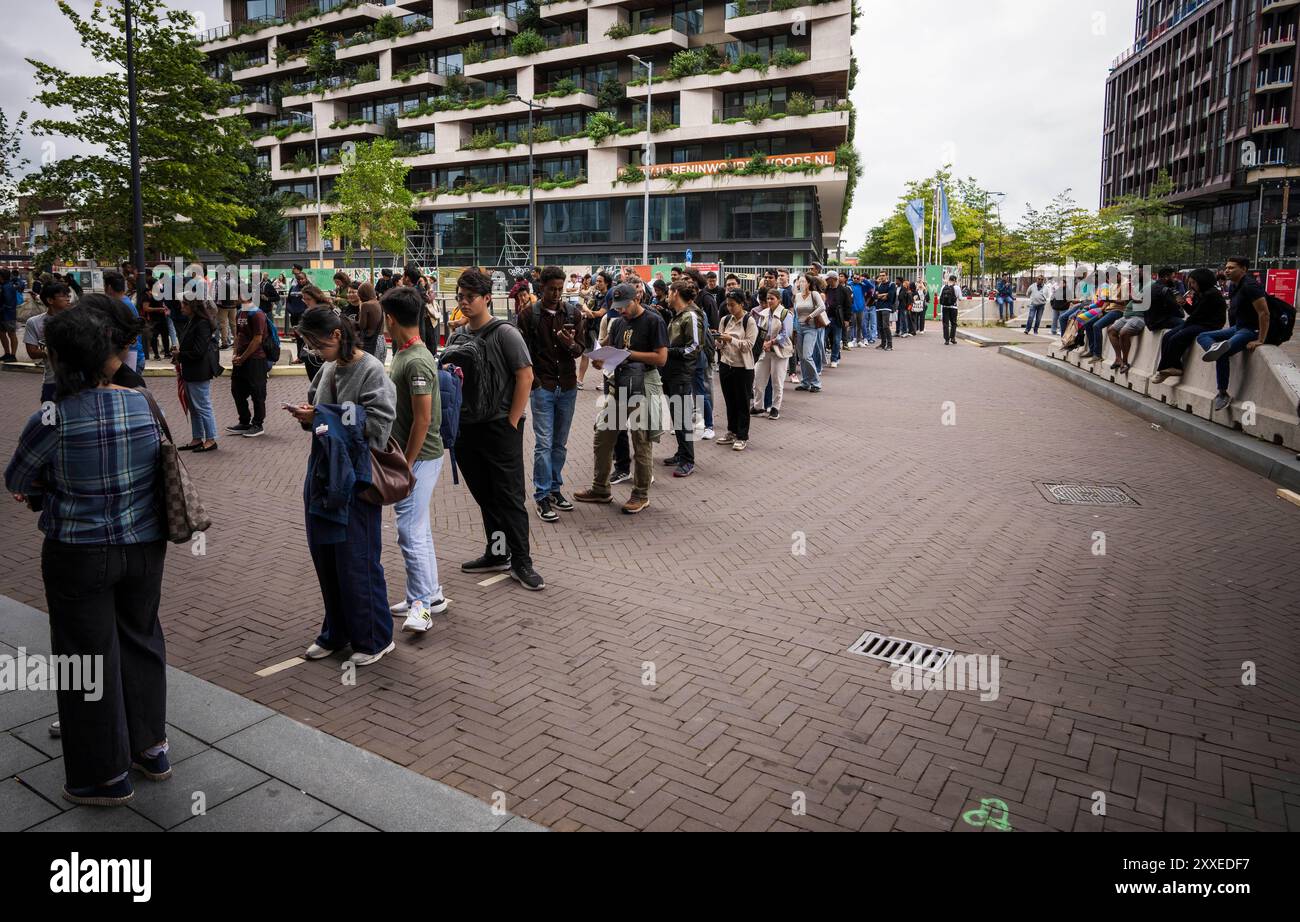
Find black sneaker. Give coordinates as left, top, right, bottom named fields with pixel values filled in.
left=550, top=492, right=574, bottom=511
left=768, top=408, right=779, bottom=419
left=750, top=406, right=767, bottom=416
left=242, top=424, right=265, bottom=438
left=461, top=553, right=512, bottom=573
left=536, top=498, right=559, bottom=522
left=609, top=469, right=631, bottom=485
left=225, top=423, right=251, bottom=433
left=509, top=565, right=545, bottom=591
left=673, top=462, right=695, bottom=478
left=661, top=455, right=682, bottom=467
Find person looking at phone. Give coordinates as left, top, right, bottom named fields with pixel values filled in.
left=516, top=265, right=585, bottom=523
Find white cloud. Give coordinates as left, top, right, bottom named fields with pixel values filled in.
left=844, top=0, right=1135, bottom=246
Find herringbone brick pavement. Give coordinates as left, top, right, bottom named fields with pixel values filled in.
left=1, top=330, right=1297, bottom=832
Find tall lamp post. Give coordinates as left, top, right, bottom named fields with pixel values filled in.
left=629, top=54, right=653, bottom=265
left=508, top=94, right=552, bottom=266
left=125, top=0, right=146, bottom=306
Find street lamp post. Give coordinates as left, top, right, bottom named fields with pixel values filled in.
left=124, top=0, right=146, bottom=305
left=314, top=113, right=324, bottom=267
left=629, top=55, right=653, bottom=265
left=508, top=94, right=552, bottom=266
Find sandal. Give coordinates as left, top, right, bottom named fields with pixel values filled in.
left=1119, top=363, right=1131, bottom=375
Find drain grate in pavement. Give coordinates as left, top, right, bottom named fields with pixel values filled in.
left=1035, top=481, right=1140, bottom=507
left=848, top=631, right=954, bottom=672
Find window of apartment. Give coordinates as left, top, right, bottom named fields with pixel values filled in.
left=243, top=0, right=275, bottom=21
left=719, top=189, right=814, bottom=240
left=287, top=218, right=308, bottom=252
left=398, top=130, right=436, bottom=154
left=540, top=61, right=617, bottom=93
left=541, top=200, right=610, bottom=244
left=631, top=1, right=704, bottom=35
left=347, top=91, right=434, bottom=123
left=625, top=195, right=702, bottom=242
left=723, top=86, right=789, bottom=118
left=724, top=35, right=794, bottom=64
left=723, top=136, right=795, bottom=159
left=630, top=100, right=681, bottom=128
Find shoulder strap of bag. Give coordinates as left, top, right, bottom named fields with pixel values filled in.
left=134, top=386, right=174, bottom=445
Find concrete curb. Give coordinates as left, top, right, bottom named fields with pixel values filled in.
left=1000, top=345, right=1300, bottom=492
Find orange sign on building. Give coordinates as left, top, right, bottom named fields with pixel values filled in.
left=644, top=150, right=837, bottom=179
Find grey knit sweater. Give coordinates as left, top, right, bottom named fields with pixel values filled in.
left=307, top=351, right=397, bottom=449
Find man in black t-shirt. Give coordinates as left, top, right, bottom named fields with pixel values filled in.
left=1197, top=256, right=1270, bottom=412
left=574, top=283, right=668, bottom=515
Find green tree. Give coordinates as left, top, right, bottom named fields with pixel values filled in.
left=1105, top=170, right=1193, bottom=266
left=223, top=146, right=286, bottom=263
left=21, top=0, right=257, bottom=262
left=0, top=109, right=30, bottom=243
left=325, top=138, right=417, bottom=271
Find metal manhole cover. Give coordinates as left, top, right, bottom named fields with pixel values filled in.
left=1035, top=481, right=1140, bottom=507
left=848, top=631, right=954, bottom=672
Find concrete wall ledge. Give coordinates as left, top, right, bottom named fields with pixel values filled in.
left=1002, top=344, right=1300, bottom=492
left=1044, top=326, right=1300, bottom=451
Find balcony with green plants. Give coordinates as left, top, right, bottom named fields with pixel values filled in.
left=199, top=1, right=405, bottom=49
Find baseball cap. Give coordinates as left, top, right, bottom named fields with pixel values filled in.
left=610, top=282, right=638, bottom=310
left=826, top=270, right=839, bottom=279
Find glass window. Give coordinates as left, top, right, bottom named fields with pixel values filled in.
left=541, top=200, right=610, bottom=244
left=625, top=196, right=702, bottom=242
left=723, top=136, right=794, bottom=159
left=719, top=189, right=814, bottom=240
left=244, top=0, right=275, bottom=20
left=287, top=218, right=308, bottom=252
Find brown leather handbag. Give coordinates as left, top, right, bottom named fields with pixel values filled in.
left=360, top=436, right=415, bottom=506
left=328, top=368, right=414, bottom=506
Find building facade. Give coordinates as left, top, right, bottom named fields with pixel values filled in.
left=1103, top=0, right=1300, bottom=268
left=200, top=0, right=855, bottom=268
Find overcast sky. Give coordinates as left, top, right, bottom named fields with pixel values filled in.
left=4, top=0, right=1136, bottom=247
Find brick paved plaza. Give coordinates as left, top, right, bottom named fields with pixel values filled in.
left=2, top=332, right=1298, bottom=832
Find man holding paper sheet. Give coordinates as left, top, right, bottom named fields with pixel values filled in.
left=575, top=283, right=668, bottom=515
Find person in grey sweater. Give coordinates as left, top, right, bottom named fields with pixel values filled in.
left=286, top=309, right=399, bottom=668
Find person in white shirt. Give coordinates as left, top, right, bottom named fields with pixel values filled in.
left=1023, top=275, right=1052, bottom=334
left=939, top=275, right=964, bottom=344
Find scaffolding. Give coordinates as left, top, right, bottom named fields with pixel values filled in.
left=497, top=217, right=531, bottom=268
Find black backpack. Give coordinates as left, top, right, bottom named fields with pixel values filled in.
left=940, top=285, right=957, bottom=307
left=1265, top=294, right=1297, bottom=345
left=439, top=319, right=508, bottom=423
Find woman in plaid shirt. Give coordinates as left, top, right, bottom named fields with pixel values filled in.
left=5, top=304, right=172, bottom=808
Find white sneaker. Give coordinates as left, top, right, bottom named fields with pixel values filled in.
left=305, top=642, right=346, bottom=660
left=427, top=596, right=448, bottom=615
left=402, top=601, right=432, bottom=633
left=390, top=600, right=410, bottom=614
left=347, top=642, right=396, bottom=667
left=702, top=428, right=715, bottom=440
left=830, top=361, right=839, bottom=368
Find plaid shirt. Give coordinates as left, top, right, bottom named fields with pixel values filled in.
left=5, top=388, right=163, bottom=544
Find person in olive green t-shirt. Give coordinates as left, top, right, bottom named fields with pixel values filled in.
left=381, top=286, right=446, bottom=632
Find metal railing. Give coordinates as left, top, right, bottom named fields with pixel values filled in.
left=713, top=95, right=841, bottom=121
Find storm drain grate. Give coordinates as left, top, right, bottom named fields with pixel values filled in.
left=848, top=632, right=954, bottom=672
left=1036, top=481, right=1140, bottom=507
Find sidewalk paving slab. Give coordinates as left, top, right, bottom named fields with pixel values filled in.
left=0, top=596, right=543, bottom=832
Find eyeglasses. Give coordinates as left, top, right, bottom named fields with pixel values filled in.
left=454, top=291, right=481, bottom=303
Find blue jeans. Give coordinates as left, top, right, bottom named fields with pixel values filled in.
left=1086, top=310, right=1123, bottom=356
left=813, top=327, right=824, bottom=371
left=530, top=384, right=578, bottom=501
left=1024, top=304, right=1044, bottom=334
left=184, top=379, right=217, bottom=441
left=1050, top=307, right=1067, bottom=335
left=799, top=325, right=821, bottom=387
left=1195, top=326, right=1257, bottom=392
left=692, top=353, right=714, bottom=429
left=394, top=457, right=444, bottom=607
left=826, top=322, right=843, bottom=361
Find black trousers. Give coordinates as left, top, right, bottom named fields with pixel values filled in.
left=231, top=358, right=267, bottom=426
left=665, top=379, right=695, bottom=464
left=149, top=316, right=171, bottom=356
left=42, top=538, right=167, bottom=789
left=915, top=309, right=926, bottom=332
left=457, top=416, right=532, bottom=569
left=877, top=309, right=893, bottom=347
left=942, top=306, right=959, bottom=342
left=718, top=362, right=754, bottom=440
left=1158, top=322, right=1213, bottom=372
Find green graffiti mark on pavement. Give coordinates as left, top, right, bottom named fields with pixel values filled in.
left=962, top=798, right=1013, bottom=831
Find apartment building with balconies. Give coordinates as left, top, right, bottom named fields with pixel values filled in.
left=200, top=0, right=856, bottom=267
left=1103, top=0, right=1300, bottom=267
